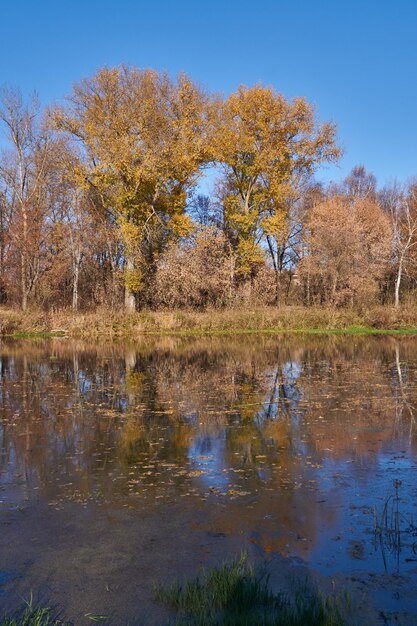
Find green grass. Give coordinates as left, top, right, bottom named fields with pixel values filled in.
left=292, top=325, right=417, bottom=336
left=5, top=326, right=417, bottom=339
left=1, top=596, right=65, bottom=625
left=0, top=599, right=108, bottom=625
left=1, top=558, right=352, bottom=626
left=155, top=554, right=348, bottom=625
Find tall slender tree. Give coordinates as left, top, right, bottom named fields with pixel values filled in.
left=0, top=88, right=54, bottom=310
left=380, top=182, right=417, bottom=306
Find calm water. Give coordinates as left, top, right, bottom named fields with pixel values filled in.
left=0, top=336, right=417, bottom=624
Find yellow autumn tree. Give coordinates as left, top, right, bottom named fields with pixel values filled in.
left=213, top=84, right=340, bottom=295
left=53, top=65, right=215, bottom=310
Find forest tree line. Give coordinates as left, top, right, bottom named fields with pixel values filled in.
left=0, top=64, right=415, bottom=313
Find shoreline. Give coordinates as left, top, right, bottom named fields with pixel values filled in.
left=3, top=327, right=417, bottom=339
left=2, top=306, right=417, bottom=339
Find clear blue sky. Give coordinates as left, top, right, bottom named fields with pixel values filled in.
left=1, top=0, right=416, bottom=187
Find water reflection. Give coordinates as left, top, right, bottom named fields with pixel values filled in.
left=1, top=335, right=417, bottom=578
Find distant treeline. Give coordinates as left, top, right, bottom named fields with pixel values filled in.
left=0, top=65, right=414, bottom=312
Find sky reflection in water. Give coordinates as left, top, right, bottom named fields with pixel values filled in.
left=1, top=335, right=417, bottom=585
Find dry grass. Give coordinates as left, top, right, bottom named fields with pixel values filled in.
left=1, top=305, right=417, bottom=339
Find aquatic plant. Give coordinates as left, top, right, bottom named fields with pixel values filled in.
left=0, top=595, right=65, bottom=625
left=373, top=479, right=417, bottom=571
left=155, top=553, right=348, bottom=625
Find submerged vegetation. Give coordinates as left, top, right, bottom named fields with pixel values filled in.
left=155, top=554, right=348, bottom=626
left=1, top=557, right=348, bottom=626
left=0, top=597, right=64, bottom=626
left=373, top=480, right=417, bottom=572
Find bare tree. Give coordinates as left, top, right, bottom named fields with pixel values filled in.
left=380, top=182, right=417, bottom=307
left=342, top=164, right=377, bottom=199
left=0, top=87, right=52, bottom=309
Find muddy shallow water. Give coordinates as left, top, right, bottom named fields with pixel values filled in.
left=0, top=335, right=417, bottom=624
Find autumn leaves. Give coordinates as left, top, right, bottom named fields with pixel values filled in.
left=2, top=65, right=410, bottom=313
left=51, top=66, right=339, bottom=310
left=213, top=85, right=339, bottom=282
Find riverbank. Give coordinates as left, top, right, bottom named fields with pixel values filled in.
left=1, top=305, right=417, bottom=339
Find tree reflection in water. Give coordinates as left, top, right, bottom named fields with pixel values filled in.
left=1, top=335, right=417, bottom=573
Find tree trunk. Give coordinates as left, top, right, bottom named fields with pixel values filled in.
left=106, top=236, right=118, bottom=309
left=124, top=255, right=136, bottom=312
left=285, top=272, right=293, bottom=304
left=125, top=289, right=136, bottom=311
left=72, top=257, right=80, bottom=312
left=21, top=204, right=28, bottom=311
left=229, top=252, right=235, bottom=300
left=21, top=252, right=27, bottom=311
left=265, top=235, right=280, bottom=305
left=275, top=270, right=281, bottom=306
left=394, top=257, right=403, bottom=307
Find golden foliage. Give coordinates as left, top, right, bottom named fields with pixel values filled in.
left=53, top=65, right=216, bottom=302
left=235, top=239, right=265, bottom=276
left=124, top=267, right=143, bottom=293
left=120, top=221, right=143, bottom=251
left=169, top=213, right=194, bottom=238
left=213, top=84, right=340, bottom=277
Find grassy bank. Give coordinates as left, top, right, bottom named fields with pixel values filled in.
left=1, top=305, right=417, bottom=339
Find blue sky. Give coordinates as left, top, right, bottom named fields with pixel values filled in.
left=1, top=0, right=416, bottom=188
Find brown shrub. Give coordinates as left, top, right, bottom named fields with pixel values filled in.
left=152, top=227, right=233, bottom=309
left=300, top=196, right=392, bottom=306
